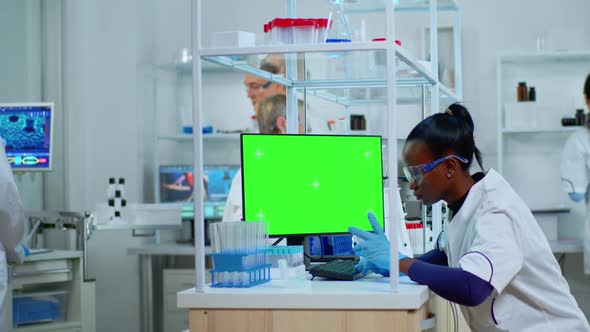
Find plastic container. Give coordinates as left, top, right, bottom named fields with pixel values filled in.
left=209, top=251, right=271, bottom=288
left=293, top=19, right=317, bottom=44
left=12, top=291, right=67, bottom=327
left=266, top=246, right=304, bottom=267
left=316, top=18, right=330, bottom=43
left=273, top=18, right=294, bottom=44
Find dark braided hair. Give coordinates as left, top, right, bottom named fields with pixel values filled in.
left=406, top=103, right=484, bottom=171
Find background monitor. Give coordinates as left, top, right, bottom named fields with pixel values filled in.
left=0, top=103, right=54, bottom=171
left=158, top=165, right=239, bottom=219
left=241, top=134, right=384, bottom=237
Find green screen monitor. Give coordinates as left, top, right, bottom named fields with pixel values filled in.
left=241, top=134, right=384, bottom=237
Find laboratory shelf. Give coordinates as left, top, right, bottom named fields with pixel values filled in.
left=499, top=51, right=590, bottom=65
left=304, top=86, right=457, bottom=107
left=13, top=321, right=82, bottom=332
left=346, top=0, right=459, bottom=13
left=200, top=43, right=440, bottom=89
left=157, top=133, right=241, bottom=142
left=501, top=127, right=581, bottom=134
left=93, top=223, right=181, bottom=231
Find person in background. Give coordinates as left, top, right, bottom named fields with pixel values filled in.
left=350, top=103, right=589, bottom=331
left=222, top=94, right=287, bottom=222
left=0, top=139, right=28, bottom=330
left=243, top=55, right=286, bottom=113
left=561, top=73, right=590, bottom=274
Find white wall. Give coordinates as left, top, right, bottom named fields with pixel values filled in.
left=0, top=1, right=44, bottom=210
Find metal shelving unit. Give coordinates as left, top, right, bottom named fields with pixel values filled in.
left=190, top=0, right=462, bottom=292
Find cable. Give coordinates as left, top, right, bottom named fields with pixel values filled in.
left=271, top=237, right=284, bottom=246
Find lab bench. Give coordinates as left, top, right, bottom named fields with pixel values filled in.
left=7, top=250, right=95, bottom=332
left=177, top=275, right=435, bottom=332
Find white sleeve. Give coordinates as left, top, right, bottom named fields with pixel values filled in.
left=0, top=141, right=25, bottom=260
left=458, top=212, right=523, bottom=294
left=561, top=132, right=590, bottom=193
left=222, top=171, right=242, bottom=222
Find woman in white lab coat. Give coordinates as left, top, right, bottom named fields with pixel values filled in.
left=351, top=103, right=589, bottom=331
left=0, top=139, right=27, bottom=330
left=561, top=73, right=590, bottom=274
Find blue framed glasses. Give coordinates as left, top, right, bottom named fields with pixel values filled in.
left=403, top=155, right=469, bottom=185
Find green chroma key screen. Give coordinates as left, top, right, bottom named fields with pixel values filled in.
left=241, top=134, right=384, bottom=237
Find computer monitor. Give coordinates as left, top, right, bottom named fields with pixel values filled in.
left=0, top=103, right=54, bottom=171
left=158, top=165, right=239, bottom=219
left=241, top=134, right=384, bottom=237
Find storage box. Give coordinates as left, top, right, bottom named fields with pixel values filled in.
left=13, top=291, right=66, bottom=327
left=212, top=31, right=256, bottom=48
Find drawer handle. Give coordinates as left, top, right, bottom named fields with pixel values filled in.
left=12, top=268, right=71, bottom=278
left=420, top=313, right=436, bottom=331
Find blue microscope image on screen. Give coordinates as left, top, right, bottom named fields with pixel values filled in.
left=0, top=105, right=52, bottom=170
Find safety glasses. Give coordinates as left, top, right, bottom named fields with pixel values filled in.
left=403, top=155, right=469, bottom=186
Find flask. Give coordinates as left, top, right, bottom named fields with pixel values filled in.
left=326, top=0, right=352, bottom=42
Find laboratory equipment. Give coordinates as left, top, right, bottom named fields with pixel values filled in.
left=12, top=293, right=64, bottom=326
left=326, top=0, right=352, bottom=42
left=517, top=82, right=528, bottom=102
left=241, top=134, right=383, bottom=237
left=266, top=245, right=304, bottom=268
left=158, top=165, right=239, bottom=205
left=208, top=221, right=271, bottom=288
left=309, top=259, right=363, bottom=281
left=265, top=18, right=328, bottom=45
left=0, top=103, right=54, bottom=171
left=26, top=211, right=86, bottom=251
left=528, top=87, right=536, bottom=101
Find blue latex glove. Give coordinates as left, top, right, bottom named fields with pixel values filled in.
left=569, top=192, right=585, bottom=202
left=348, top=212, right=408, bottom=276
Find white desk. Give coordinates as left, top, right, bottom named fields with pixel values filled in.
left=177, top=276, right=432, bottom=332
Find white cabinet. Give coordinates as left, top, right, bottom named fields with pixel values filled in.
left=163, top=269, right=208, bottom=332
left=8, top=251, right=95, bottom=332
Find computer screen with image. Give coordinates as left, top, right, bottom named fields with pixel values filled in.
left=158, top=165, right=239, bottom=218
left=241, top=134, right=384, bottom=237
left=0, top=103, right=54, bottom=171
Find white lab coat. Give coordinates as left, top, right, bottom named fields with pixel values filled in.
left=443, top=169, right=589, bottom=332
left=0, top=140, right=26, bottom=331
left=561, top=129, right=590, bottom=274
left=222, top=169, right=242, bottom=222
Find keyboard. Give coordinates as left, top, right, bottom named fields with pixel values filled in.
left=309, top=259, right=365, bottom=281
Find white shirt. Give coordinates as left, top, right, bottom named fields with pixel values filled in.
left=444, top=169, right=589, bottom=332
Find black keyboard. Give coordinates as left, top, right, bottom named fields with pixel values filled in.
left=309, top=259, right=365, bottom=281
